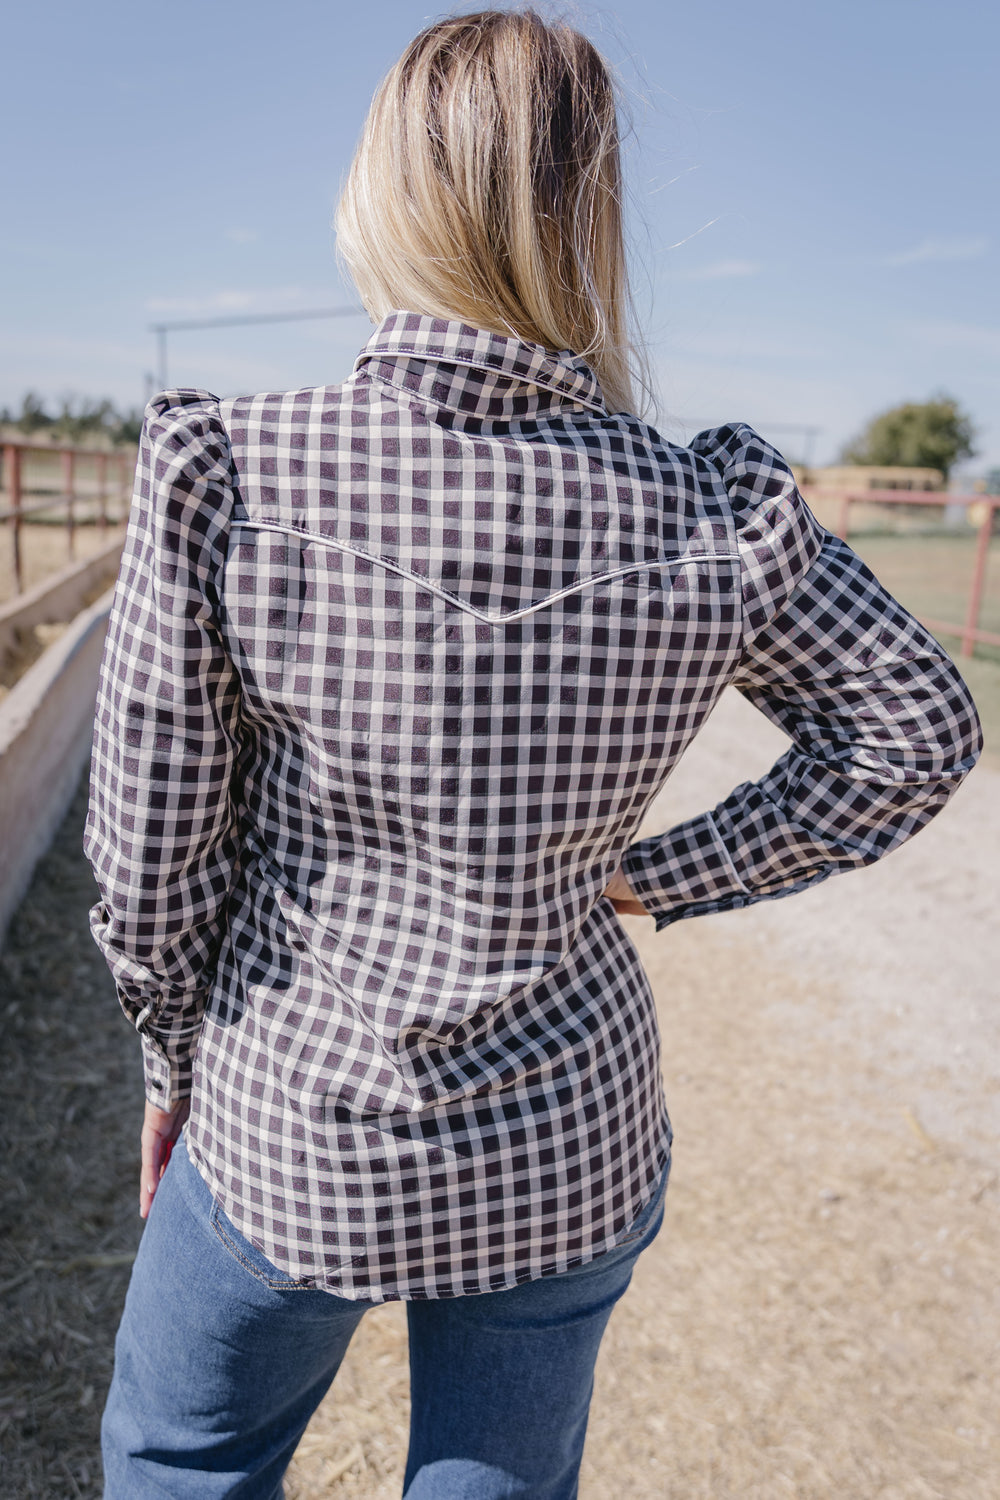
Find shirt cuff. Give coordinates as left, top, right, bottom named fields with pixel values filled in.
left=622, top=809, right=836, bottom=932
left=622, top=810, right=753, bottom=931
left=139, top=1030, right=197, bottom=1110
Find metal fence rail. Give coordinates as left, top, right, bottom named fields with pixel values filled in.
left=1, top=440, right=134, bottom=595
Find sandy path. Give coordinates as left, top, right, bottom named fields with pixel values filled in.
left=643, top=690, right=1000, bottom=1153
left=1, top=694, right=996, bottom=1497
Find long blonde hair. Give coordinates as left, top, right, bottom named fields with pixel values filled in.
left=336, top=8, right=644, bottom=415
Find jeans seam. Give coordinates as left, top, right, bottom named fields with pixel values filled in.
left=209, top=1206, right=311, bottom=1291
left=615, top=1213, right=661, bottom=1249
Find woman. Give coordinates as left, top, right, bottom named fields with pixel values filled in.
left=86, top=10, right=981, bottom=1498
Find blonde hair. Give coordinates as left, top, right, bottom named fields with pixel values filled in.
left=336, top=8, right=644, bottom=415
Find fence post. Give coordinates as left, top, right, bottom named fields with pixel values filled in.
left=4, top=444, right=24, bottom=593
left=961, top=501, right=995, bottom=657
left=118, top=450, right=134, bottom=520
left=835, top=494, right=852, bottom=541
left=62, top=449, right=76, bottom=560
left=96, top=452, right=108, bottom=535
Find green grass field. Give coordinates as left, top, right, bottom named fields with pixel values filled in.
left=848, top=532, right=1000, bottom=768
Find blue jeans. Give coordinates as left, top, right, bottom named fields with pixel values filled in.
left=102, top=1136, right=668, bottom=1499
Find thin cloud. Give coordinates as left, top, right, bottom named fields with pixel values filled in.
left=145, top=286, right=307, bottom=317
left=673, top=259, right=762, bottom=281
left=903, top=319, right=1000, bottom=356
left=881, top=236, right=988, bottom=267
left=668, top=330, right=822, bottom=362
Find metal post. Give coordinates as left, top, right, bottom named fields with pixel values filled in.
left=961, top=501, right=995, bottom=657
left=63, top=449, right=76, bottom=560
left=157, top=328, right=168, bottom=392
left=5, top=445, right=23, bottom=593
left=118, top=452, right=129, bottom=522
left=96, top=453, right=108, bottom=534
left=147, top=305, right=366, bottom=397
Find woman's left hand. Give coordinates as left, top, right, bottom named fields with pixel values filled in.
left=602, top=864, right=650, bottom=916
left=140, top=1098, right=191, bottom=1219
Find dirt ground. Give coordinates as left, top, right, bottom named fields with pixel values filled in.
left=0, top=692, right=997, bottom=1498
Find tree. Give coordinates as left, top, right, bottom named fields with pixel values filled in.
left=0, top=391, right=142, bottom=446
left=840, top=395, right=976, bottom=481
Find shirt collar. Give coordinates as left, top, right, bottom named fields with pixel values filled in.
left=351, top=311, right=607, bottom=420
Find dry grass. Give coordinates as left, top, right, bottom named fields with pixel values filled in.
left=847, top=531, right=1000, bottom=653
left=844, top=531, right=1000, bottom=769
left=1, top=774, right=997, bottom=1498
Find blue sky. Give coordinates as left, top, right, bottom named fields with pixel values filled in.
left=1, top=0, right=996, bottom=472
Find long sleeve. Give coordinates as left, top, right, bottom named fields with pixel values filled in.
left=622, top=433, right=983, bottom=931
left=84, top=391, right=241, bottom=1106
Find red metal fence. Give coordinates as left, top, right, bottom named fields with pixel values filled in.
left=812, top=490, right=998, bottom=658
left=0, top=440, right=134, bottom=595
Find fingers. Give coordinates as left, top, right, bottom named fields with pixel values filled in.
left=139, top=1134, right=163, bottom=1220
left=602, top=863, right=651, bottom=916
left=608, top=897, right=651, bottom=916
left=139, top=1099, right=191, bottom=1220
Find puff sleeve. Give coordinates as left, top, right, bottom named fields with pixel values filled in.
left=622, top=425, right=982, bottom=929
left=84, top=391, right=241, bottom=1105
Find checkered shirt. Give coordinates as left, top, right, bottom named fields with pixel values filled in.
left=85, top=313, right=982, bottom=1300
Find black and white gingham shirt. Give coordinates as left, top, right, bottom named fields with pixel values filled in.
left=86, top=313, right=981, bottom=1300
